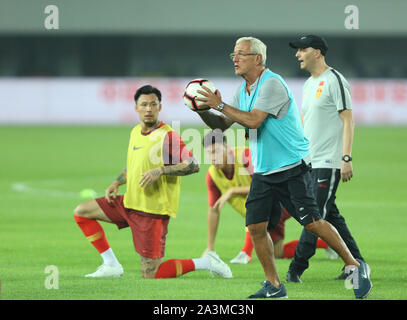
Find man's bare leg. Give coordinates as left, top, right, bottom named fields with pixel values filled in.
left=273, top=240, right=284, bottom=259
left=248, top=221, right=281, bottom=287
left=74, top=199, right=112, bottom=222
left=140, top=256, right=162, bottom=279
left=305, top=219, right=359, bottom=267
left=74, top=199, right=123, bottom=277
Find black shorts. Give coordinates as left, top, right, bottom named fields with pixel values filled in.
left=245, top=161, right=321, bottom=227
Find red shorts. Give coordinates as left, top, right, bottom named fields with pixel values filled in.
left=96, top=195, right=170, bottom=259
left=268, top=208, right=291, bottom=242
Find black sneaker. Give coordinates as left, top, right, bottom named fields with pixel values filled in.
left=353, top=259, right=372, bottom=299
left=286, top=270, right=302, bottom=283
left=248, top=281, right=288, bottom=299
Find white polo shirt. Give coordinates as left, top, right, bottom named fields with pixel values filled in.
left=301, top=68, right=352, bottom=169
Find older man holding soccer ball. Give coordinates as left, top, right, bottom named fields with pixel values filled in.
left=194, top=36, right=372, bottom=299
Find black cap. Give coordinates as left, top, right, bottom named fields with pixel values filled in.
left=289, top=35, right=328, bottom=56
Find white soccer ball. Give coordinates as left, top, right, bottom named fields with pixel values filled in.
left=183, top=79, right=216, bottom=112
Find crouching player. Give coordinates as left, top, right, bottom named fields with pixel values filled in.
left=73, top=85, right=232, bottom=279
left=201, top=130, right=331, bottom=263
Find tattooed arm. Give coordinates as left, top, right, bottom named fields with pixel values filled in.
left=105, top=168, right=126, bottom=203
left=115, top=168, right=127, bottom=186
left=139, top=156, right=200, bottom=189
left=161, top=155, right=200, bottom=176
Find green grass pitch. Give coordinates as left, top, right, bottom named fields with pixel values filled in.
left=1, top=125, right=406, bottom=300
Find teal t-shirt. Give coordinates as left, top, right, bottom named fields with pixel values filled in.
left=238, top=69, right=310, bottom=173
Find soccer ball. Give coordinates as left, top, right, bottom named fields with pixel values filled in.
left=183, top=79, right=216, bottom=112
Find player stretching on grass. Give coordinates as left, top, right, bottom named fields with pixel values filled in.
left=201, top=130, right=332, bottom=263
left=195, top=36, right=372, bottom=299
left=73, top=85, right=232, bottom=279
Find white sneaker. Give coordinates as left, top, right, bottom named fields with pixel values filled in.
left=230, top=251, right=251, bottom=264
left=205, top=251, right=233, bottom=278
left=324, top=247, right=339, bottom=260
left=85, top=263, right=124, bottom=278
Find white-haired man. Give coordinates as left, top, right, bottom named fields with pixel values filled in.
left=195, top=36, right=372, bottom=299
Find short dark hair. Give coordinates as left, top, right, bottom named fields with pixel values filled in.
left=202, top=129, right=227, bottom=148
left=134, top=85, right=162, bottom=103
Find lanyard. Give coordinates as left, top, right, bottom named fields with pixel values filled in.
left=243, top=77, right=262, bottom=112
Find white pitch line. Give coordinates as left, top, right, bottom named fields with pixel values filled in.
left=11, top=179, right=406, bottom=208
left=12, top=182, right=84, bottom=198
left=10, top=175, right=112, bottom=198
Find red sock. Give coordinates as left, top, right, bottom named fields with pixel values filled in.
left=283, top=240, right=299, bottom=259
left=283, top=238, right=329, bottom=259
left=74, top=215, right=110, bottom=253
left=154, top=259, right=195, bottom=278
left=317, top=238, right=329, bottom=249
left=241, top=231, right=253, bottom=257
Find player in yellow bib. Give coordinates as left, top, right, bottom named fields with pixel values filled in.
left=73, top=85, right=233, bottom=279
left=202, top=130, right=330, bottom=263
left=123, top=122, right=181, bottom=217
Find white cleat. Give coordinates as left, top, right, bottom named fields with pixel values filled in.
left=324, top=247, right=339, bottom=260
left=85, top=264, right=124, bottom=278
left=230, top=251, right=251, bottom=264
left=205, top=251, right=233, bottom=278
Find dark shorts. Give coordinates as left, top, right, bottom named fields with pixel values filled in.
left=96, top=195, right=170, bottom=259
left=246, top=161, right=321, bottom=227
left=268, top=207, right=291, bottom=242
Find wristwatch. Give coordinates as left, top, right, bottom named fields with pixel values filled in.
left=217, top=103, right=225, bottom=112
left=342, top=155, right=352, bottom=162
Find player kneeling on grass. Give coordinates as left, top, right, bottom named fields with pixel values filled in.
left=73, top=85, right=232, bottom=279
left=201, top=130, right=333, bottom=263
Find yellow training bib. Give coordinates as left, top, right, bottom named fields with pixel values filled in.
left=208, top=147, right=252, bottom=217
left=123, top=124, right=181, bottom=218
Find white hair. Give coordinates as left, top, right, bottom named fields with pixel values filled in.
left=236, top=37, right=267, bottom=66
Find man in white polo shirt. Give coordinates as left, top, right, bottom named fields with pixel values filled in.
left=287, top=35, right=368, bottom=283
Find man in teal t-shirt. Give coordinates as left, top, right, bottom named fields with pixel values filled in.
left=195, top=36, right=371, bottom=300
